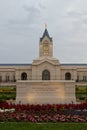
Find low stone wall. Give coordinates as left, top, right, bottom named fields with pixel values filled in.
left=16, top=80, right=76, bottom=104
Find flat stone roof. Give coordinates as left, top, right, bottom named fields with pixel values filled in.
left=61, top=64, right=87, bottom=66
left=0, top=64, right=32, bottom=66
left=0, top=63, right=87, bottom=66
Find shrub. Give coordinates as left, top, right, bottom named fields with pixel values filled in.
left=79, top=96, right=85, bottom=100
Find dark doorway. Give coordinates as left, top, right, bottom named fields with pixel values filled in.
left=65, top=72, right=71, bottom=80
left=42, top=70, right=50, bottom=80
left=21, top=72, right=27, bottom=80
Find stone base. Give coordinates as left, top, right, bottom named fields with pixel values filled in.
left=16, top=80, right=76, bottom=104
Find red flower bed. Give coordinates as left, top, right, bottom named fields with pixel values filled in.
left=0, top=102, right=87, bottom=122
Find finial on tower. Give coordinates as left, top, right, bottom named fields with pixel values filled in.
left=40, top=24, right=52, bottom=42
left=45, top=23, right=47, bottom=29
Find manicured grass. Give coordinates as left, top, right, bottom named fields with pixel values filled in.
left=0, top=122, right=87, bottom=130
left=0, top=86, right=16, bottom=100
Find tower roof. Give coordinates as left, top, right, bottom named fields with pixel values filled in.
left=40, top=28, right=52, bottom=42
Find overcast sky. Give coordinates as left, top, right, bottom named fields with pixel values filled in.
left=0, top=0, right=87, bottom=63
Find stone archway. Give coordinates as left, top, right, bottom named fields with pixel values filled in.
left=42, top=69, right=50, bottom=80
left=65, top=72, right=71, bottom=80
left=21, top=72, right=27, bottom=80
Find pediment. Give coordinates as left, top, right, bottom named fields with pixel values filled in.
left=32, top=57, right=60, bottom=66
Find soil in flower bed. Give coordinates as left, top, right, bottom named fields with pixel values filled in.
left=0, top=122, right=87, bottom=130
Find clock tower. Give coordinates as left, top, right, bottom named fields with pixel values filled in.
left=39, top=27, right=53, bottom=57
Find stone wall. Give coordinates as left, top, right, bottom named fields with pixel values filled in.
left=16, top=80, right=76, bottom=104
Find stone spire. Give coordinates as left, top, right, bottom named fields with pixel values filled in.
left=39, top=26, right=53, bottom=57
left=40, top=25, right=52, bottom=42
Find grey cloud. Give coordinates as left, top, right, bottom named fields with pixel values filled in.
left=23, top=5, right=40, bottom=14
left=23, top=5, right=41, bottom=23
left=38, top=2, right=46, bottom=10
left=1, top=0, right=87, bottom=63
left=8, top=4, right=43, bottom=27
left=82, top=18, right=87, bottom=25
left=67, top=10, right=82, bottom=17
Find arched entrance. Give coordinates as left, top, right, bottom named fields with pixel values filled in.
left=21, top=72, right=27, bottom=80
left=65, top=72, right=71, bottom=80
left=42, top=70, right=50, bottom=80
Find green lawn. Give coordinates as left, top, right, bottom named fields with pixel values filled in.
left=0, top=86, right=16, bottom=100
left=0, top=122, right=87, bottom=130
